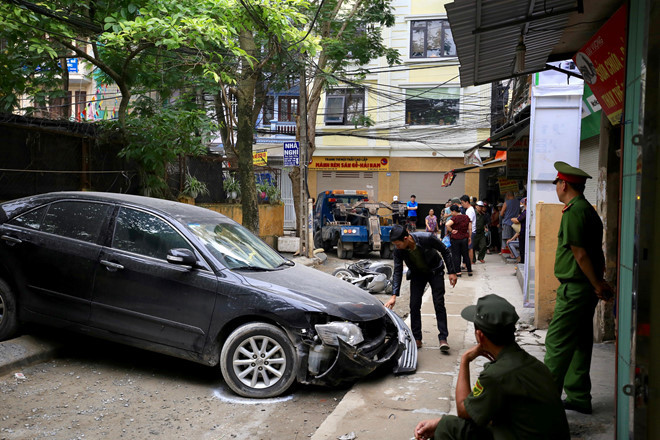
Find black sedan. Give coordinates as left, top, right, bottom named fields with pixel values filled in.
left=0, top=192, right=416, bottom=398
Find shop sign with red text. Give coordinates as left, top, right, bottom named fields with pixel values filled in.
left=573, top=4, right=627, bottom=126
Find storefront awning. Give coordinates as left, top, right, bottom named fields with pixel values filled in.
left=442, top=158, right=507, bottom=187
left=445, top=0, right=623, bottom=87
left=463, top=116, right=530, bottom=161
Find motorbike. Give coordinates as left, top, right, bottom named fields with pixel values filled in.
left=332, top=259, right=394, bottom=294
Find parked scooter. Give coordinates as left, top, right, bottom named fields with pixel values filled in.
left=332, top=259, right=393, bottom=294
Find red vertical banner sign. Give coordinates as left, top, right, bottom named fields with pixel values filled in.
left=573, top=4, right=627, bottom=126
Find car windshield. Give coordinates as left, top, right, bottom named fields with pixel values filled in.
left=187, top=221, right=286, bottom=270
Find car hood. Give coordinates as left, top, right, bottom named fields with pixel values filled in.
left=240, top=263, right=387, bottom=321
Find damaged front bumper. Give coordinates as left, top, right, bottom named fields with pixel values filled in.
left=298, top=309, right=417, bottom=387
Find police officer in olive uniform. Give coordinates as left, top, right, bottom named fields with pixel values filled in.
left=544, top=161, right=614, bottom=415
left=413, top=294, right=569, bottom=440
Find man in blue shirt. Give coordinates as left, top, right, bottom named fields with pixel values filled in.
left=407, top=194, right=418, bottom=231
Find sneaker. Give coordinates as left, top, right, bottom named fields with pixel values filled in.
left=439, top=340, right=450, bottom=352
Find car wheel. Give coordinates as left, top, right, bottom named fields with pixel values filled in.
left=332, top=268, right=355, bottom=283
left=220, top=322, right=298, bottom=398
left=0, top=279, right=19, bottom=341
left=379, top=244, right=393, bottom=259
left=337, top=239, right=353, bottom=259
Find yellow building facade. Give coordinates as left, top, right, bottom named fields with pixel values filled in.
left=310, top=0, right=491, bottom=208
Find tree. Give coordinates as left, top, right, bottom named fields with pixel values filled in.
left=290, top=0, right=401, bottom=234
left=209, top=0, right=317, bottom=233
left=0, top=0, right=242, bottom=126
left=1, top=0, right=318, bottom=233
left=0, top=0, right=244, bottom=198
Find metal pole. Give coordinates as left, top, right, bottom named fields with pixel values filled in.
left=307, top=198, right=314, bottom=258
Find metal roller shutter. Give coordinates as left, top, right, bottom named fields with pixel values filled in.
left=315, top=171, right=379, bottom=201
left=399, top=172, right=466, bottom=204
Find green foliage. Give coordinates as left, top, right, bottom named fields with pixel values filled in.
left=223, top=175, right=240, bottom=194
left=182, top=174, right=210, bottom=198
left=102, top=96, right=217, bottom=197
left=256, top=181, right=281, bottom=204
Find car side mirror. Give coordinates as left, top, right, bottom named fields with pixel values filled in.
left=166, top=248, right=198, bottom=267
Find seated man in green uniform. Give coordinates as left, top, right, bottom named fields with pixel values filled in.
left=413, top=294, right=569, bottom=440
left=545, top=161, right=614, bottom=415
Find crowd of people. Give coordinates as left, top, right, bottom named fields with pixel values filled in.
left=392, top=192, right=528, bottom=268
left=382, top=161, right=613, bottom=440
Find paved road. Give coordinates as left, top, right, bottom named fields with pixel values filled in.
left=0, top=252, right=615, bottom=439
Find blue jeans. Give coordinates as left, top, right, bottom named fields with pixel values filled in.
left=508, top=240, right=520, bottom=258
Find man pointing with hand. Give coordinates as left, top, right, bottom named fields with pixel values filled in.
left=384, top=225, right=457, bottom=352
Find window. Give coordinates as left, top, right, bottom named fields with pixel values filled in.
left=262, top=96, right=299, bottom=124
left=9, top=206, right=49, bottom=231
left=278, top=96, right=298, bottom=122
left=263, top=96, right=275, bottom=125
left=405, top=88, right=460, bottom=126
left=112, top=208, right=193, bottom=260
left=325, top=88, right=365, bottom=125
left=41, top=201, right=110, bottom=243
left=410, top=20, right=456, bottom=58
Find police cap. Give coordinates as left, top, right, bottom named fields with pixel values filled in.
left=461, top=294, right=519, bottom=335
left=552, top=161, right=592, bottom=185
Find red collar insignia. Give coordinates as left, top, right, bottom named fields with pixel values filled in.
left=562, top=203, right=573, bottom=213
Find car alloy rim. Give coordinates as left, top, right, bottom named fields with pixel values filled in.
left=232, top=335, right=287, bottom=389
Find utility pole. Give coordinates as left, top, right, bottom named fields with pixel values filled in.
left=298, top=63, right=308, bottom=256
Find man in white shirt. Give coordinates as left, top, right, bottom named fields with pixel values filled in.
left=461, top=195, right=477, bottom=264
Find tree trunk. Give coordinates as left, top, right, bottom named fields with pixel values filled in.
left=236, top=29, right=259, bottom=234
left=289, top=167, right=303, bottom=234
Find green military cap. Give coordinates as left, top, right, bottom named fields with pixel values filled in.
left=552, top=161, right=592, bottom=185
left=461, top=294, right=519, bottom=335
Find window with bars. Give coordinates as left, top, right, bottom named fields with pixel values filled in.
left=324, top=88, right=365, bottom=125
left=278, top=96, right=298, bottom=122
left=262, top=96, right=298, bottom=124
left=410, top=20, right=456, bottom=58
left=405, top=88, right=460, bottom=126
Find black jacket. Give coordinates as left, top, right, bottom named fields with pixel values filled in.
left=392, top=232, right=456, bottom=296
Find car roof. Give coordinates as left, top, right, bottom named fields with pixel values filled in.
left=1, top=191, right=229, bottom=224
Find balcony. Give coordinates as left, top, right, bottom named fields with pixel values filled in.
left=269, top=121, right=297, bottom=135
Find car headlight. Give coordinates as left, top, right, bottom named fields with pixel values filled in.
left=315, top=322, right=364, bottom=346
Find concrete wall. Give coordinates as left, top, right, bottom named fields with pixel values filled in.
left=534, top=202, right=563, bottom=328
left=200, top=203, right=284, bottom=248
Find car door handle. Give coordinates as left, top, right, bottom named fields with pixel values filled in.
left=1, top=235, right=22, bottom=246
left=100, top=260, right=124, bottom=271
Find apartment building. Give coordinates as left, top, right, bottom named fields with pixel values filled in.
left=307, top=0, right=492, bottom=208
left=18, top=43, right=120, bottom=123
